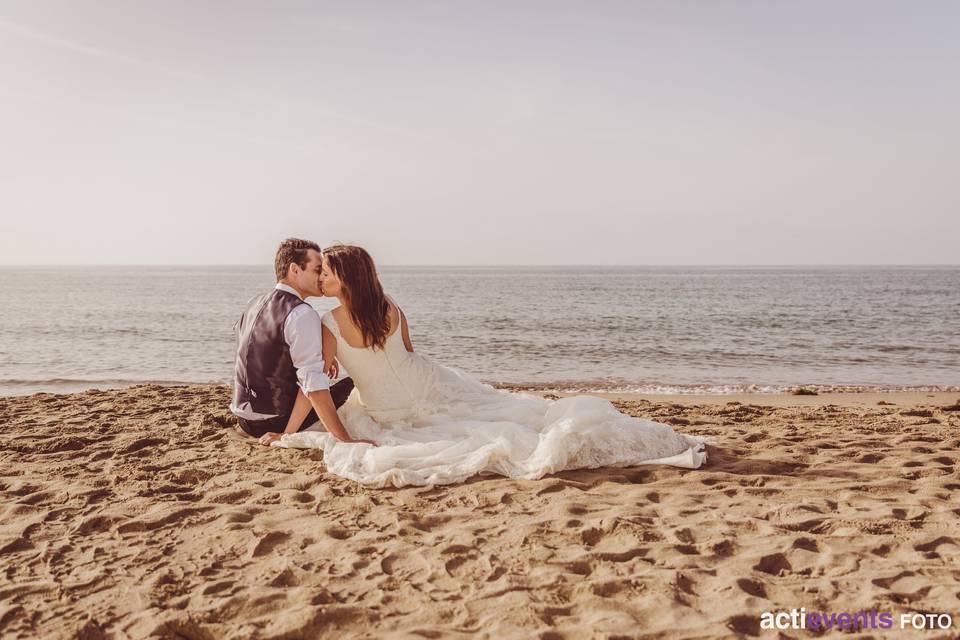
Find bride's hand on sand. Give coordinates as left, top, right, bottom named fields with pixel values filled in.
left=259, top=432, right=283, bottom=446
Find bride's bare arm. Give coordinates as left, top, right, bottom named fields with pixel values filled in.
left=398, top=307, right=414, bottom=352
left=386, top=297, right=414, bottom=353
left=322, top=325, right=339, bottom=374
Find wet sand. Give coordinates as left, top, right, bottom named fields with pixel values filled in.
left=1, top=384, right=958, bottom=638
left=588, top=390, right=959, bottom=408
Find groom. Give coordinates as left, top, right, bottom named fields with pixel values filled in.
left=230, top=238, right=355, bottom=441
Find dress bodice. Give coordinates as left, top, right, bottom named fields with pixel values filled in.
left=321, top=309, right=424, bottom=421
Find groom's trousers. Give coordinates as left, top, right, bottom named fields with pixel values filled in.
left=236, top=377, right=355, bottom=438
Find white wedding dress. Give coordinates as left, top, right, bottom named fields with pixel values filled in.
left=272, top=306, right=707, bottom=487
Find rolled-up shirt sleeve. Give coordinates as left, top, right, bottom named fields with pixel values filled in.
left=283, top=305, right=331, bottom=394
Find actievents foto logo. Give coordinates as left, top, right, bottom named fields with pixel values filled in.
left=760, top=608, right=954, bottom=632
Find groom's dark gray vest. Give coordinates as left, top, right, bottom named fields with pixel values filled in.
left=233, top=288, right=309, bottom=417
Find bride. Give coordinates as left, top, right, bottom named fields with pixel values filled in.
left=264, top=244, right=707, bottom=487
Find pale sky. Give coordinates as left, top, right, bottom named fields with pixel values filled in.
left=1, top=1, right=957, bottom=265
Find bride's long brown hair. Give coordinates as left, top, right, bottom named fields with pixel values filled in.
left=323, top=244, right=391, bottom=349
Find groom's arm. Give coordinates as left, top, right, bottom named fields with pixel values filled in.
left=259, top=306, right=331, bottom=446
left=286, top=306, right=332, bottom=399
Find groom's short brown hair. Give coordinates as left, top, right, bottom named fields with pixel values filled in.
left=274, top=238, right=321, bottom=281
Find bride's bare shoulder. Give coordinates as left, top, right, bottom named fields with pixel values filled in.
left=325, top=306, right=345, bottom=327
left=386, top=301, right=400, bottom=326
left=384, top=294, right=402, bottom=312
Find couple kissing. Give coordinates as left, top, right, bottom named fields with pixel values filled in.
left=230, top=238, right=707, bottom=488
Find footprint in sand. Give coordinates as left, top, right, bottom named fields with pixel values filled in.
left=673, top=544, right=699, bottom=555
left=222, top=508, right=260, bottom=524
left=537, top=605, right=574, bottom=626
left=120, top=437, right=168, bottom=454
left=590, top=580, right=632, bottom=597
left=753, top=553, right=791, bottom=576
left=595, top=548, right=648, bottom=563
left=727, top=615, right=761, bottom=636
left=913, top=536, right=958, bottom=556
left=791, top=537, right=820, bottom=552
left=872, top=571, right=932, bottom=602
left=536, top=481, right=573, bottom=496
left=284, top=491, right=315, bottom=505
left=736, top=578, right=767, bottom=598
left=561, top=560, right=593, bottom=576
left=711, top=539, right=736, bottom=557
left=73, top=514, right=120, bottom=536
left=210, top=489, right=253, bottom=504
left=269, top=567, right=302, bottom=588
left=249, top=531, right=291, bottom=557
left=324, top=526, right=351, bottom=540
left=201, top=580, right=235, bottom=596
left=379, top=552, right=430, bottom=583
left=405, top=515, right=453, bottom=533
left=675, top=528, right=696, bottom=544
left=579, top=527, right=603, bottom=546
left=891, top=506, right=927, bottom=521
left=872, top=570, right=915, bottom=590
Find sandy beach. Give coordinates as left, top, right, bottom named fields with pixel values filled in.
left=1, top=384, right=958, bottom=639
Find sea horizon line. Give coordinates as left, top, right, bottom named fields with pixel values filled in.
left=1, top=263, right=959, bottom=269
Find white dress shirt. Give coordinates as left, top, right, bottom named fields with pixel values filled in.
left=230, top=283, right=330, bottom=420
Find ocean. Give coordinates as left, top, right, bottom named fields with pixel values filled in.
left=0, top=265, right=957, bottom=396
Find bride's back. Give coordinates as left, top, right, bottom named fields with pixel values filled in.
left=329, top=304, right=401, bottom=349
left=322, top=303, right=426, bottom=422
